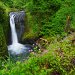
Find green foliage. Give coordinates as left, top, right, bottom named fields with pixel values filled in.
left=0, top=25, right=8, bottom=59
left=0, top=34, right=75, bottom=75
left=0, top=0, right=75, bottom=75
left=21, top=0, right=75, bottom=37
left=1, top=0, right=75, bottom=38
left=0, top=1, right=10, bottom=59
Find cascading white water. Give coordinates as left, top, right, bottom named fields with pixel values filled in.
left=10, top=14, right=18, bottom=44
left=8, top=14, right=27, bottom=54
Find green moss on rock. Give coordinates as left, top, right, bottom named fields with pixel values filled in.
left=22, top=12, right=39, bottom=41
left=0, top=25, right=8, bottom=59
left=0, top=1, right=10, bottom=59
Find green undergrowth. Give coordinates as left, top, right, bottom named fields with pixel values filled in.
left=0, top=25, right=8, bottom=59
left=0, top=34, right=75, bottom=75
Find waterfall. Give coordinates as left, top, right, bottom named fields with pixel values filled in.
left=10, top=14, right=18, bottom=44
left=8, top=13, right=27, bottom=55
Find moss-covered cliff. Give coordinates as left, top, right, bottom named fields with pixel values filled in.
left=0, top=1, right=10, bottom=59
left=0, top=25, right=8, bottom=59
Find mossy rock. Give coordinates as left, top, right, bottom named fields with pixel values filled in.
left=22, top=12, right=39, bottom=42
left=0, top=1, right=10, bottom=44
left=0, top=25, right=8, bottom=59
left=0, top=1, right=10, bottom=59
